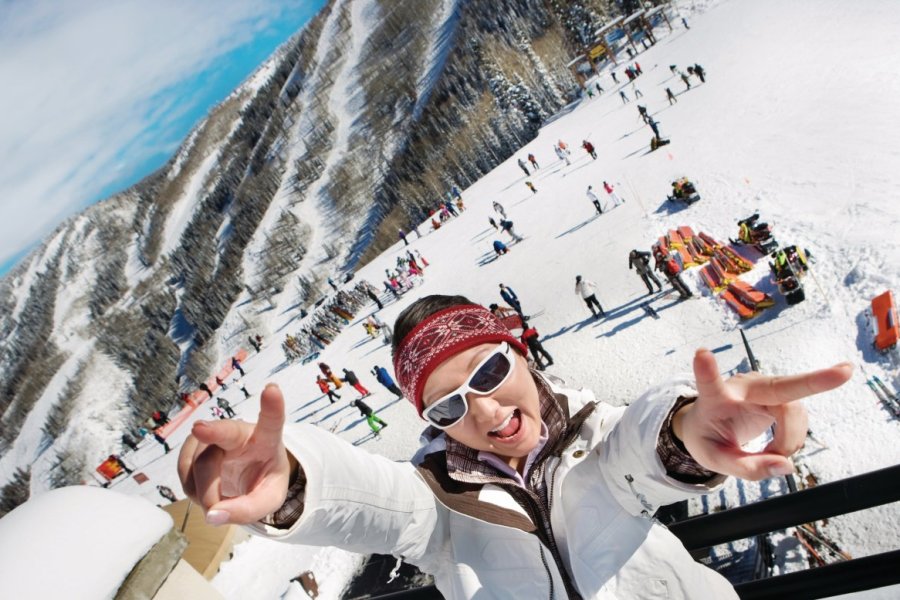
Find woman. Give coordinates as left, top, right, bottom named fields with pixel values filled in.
left=179, top=295, right=850, bottom=599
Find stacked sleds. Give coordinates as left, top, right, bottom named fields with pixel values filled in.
left=698, top=232, right=775, bottom=319
left=654, top=225, right=710, bottom=269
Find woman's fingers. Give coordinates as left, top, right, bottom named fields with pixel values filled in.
left=192, top=444, right=226, bottom=511
left=209, top=474, right=291, bottom=525
left=745, top=363, right=853, bottom=406
left=702, top=443, right=795, bottom=481
left=692, top=349, right=726, bottom=401
left=254, top=384, right=286, bottom=444
left=192, top=419, right=253, bottom=452
left=764, top=402, right=808, bottom=457
left=177, top=435, right=202, bottom=500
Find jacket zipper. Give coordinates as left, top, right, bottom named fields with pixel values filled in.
left=539, top=545, right=555, bottom=600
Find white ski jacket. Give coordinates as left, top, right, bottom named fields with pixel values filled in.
left=247, top=376, right=737, bottom=599
left=576, top=279, right=598, bottom=299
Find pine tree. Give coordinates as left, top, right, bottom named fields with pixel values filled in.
left=0, top=467, right=31, bottom=517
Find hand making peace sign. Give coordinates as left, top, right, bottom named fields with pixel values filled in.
left=178, top=384, right=294, bottom=525
left=673, top=349, right=853, bottom=480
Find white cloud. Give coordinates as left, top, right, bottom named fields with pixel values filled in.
left=0, top=0, right=311, bottom=267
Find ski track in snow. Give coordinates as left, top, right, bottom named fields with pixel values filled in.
left=7, top=0, right=900, bottom=597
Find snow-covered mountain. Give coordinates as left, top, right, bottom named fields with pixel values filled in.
left=0, top=0, right=601, bottom=500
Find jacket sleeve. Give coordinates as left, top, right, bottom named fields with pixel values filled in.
left=595, top=376, right=727, bottom=516
left=244, top=424, right=446, bottom=568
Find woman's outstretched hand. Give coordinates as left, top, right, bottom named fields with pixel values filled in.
left=178, top=383, right=292, bottom=525
left=674, top=349, right=852, bottom=481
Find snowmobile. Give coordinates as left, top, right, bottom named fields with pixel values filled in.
left=733, top=213, right=778, bottom=253
left=667, top=177, right=700, bottom=205
left=769, top=245, right=810, bottom=305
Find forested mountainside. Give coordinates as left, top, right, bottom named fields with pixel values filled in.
left=0, top=0, right=629, bottom=506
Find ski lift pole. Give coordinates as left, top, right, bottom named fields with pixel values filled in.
left=807, top=266, right=833, bottom=312
left=623, top=173, right=647, bottom=217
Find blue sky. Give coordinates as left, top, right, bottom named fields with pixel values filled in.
left=0, top=0, right=327, bottom=278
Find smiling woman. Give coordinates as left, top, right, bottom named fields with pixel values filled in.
left=177, top=293, right=852, bottom=599
left=0, top=0, right=327, bottom=277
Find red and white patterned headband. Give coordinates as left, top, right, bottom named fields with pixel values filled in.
left=393, top=304, right=528, bottom=417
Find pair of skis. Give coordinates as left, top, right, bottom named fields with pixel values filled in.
left=866, top=375, right=900, bottom=418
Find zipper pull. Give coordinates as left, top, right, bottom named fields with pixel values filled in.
left=625, top=474, right=654, bottom=516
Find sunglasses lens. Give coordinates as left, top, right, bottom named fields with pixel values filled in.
left=427, top=394, right=468, bottom=428
left=469, top=351, right=512, bottom=393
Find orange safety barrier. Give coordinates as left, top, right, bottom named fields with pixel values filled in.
left=872, top=291, right=899, bottom=351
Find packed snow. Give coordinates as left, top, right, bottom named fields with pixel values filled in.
left=5, top=0, right=900, bottom=598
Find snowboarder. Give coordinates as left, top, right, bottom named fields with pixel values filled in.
left=318, top=362, right=343, bottom=389
left=525, top=181, right=537, bottom=194
left=342, top=369, right=371, bottom=398
left=586, top=186, right=604, bottom=214
left=492, top=240, right=509, bottom=256
left=372, top=365, right=404, bottom=399
left=554, top=145, right=571, bottom=165
left=521, top=320, right=553, bottom=370
left=575, top=275, right=605, bottom=318
left=528, top=153, right=539, bottom=169
left=157, top=485, right=177, bottom=504
left=517, top=158, right=530, bottom=176
left=492, top=201, right=506, bottom=219
left=489, top=217, right=499, bottom=230
left=499, top=219, right=524, bottom=242
left=316, top=375, right=341, bottom=403
left=399, top=229, right=409, bottom=246
left=232, top=356, right=245, bottom=378
left=217, top=397, right=236, bottom=418
left=666, top=87, right=677, bottom=105
left=582, top=140, right=597, bottom=160
left=499, top=283, right=524, bottom=317
left=629, top=250, right=663, bottom=294
left=603, top=181, right=624, bottom=206
left=693, top=63, right=706, bottom=83
left=657, top=250, right=693, bottom=300
left=619, top=89, right=630, bottom=104
left=350, top=398, right=388, bottom=435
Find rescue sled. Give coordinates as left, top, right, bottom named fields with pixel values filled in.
left=871, top=291, right=899, bottom=351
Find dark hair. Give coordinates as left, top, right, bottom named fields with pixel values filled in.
left=392, top=294, right=477, bottom=357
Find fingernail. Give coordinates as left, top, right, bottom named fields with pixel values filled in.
left=206, top=510, right=230, bottom=526
left=767, top=464, right=794, bottom=478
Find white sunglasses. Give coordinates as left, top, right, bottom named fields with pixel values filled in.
left=422, top=342, right=516, bottom=429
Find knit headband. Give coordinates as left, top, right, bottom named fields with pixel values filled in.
left=393, top=304, right=528, bottom=418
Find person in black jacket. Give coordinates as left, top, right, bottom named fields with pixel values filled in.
left=342, top=369, right=371, bottom=398
left=629, top=250, right=663, bottom=294
left=350, top=398, right=388, bottom=435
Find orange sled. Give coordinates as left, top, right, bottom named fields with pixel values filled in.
left=872, top=291, right=899, bottom=351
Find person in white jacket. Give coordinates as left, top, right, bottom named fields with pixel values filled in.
left=586, top=185, right=604, bottom=215
left=575, top=275, right=605, bottom=318
left=178, top=295, right=851, bottom=600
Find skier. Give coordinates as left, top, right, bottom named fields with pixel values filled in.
left=586, top=186, right=604, bottom=214
left=693, top=63, right=706, bottom=83
left=603, top=181, right=624, bottom=206
left=681, top=71, right=692, bottom=90
left=218, top=397, right=236, bottom=418
left=648, top=117, right=661, bottom=140
left=520, top=319, right=553, bottom=371
left=554, top=145, right=571, bottom=166
left=582, top=140, right=597, bottom=160
left=586, top=88, right=594, bottom=99
left=629, top=249, right=664, bottom=294
left=489, top=216, right=499, bottom=230
left=327, top=277, right=338, bottom=291
left=110, top=454, right=133, bottom=475
left=499, top=219, right=524, bottom=242
left=492, top=240, right=509, bottom=256
left=366, top=287, right=383, bottom=310
left=157, top=485, right=177, bottom=504
left=216, top=376, right=228, bottom=390
left=666, top=87, right=678, bottom=105
left=557, top=139, right=569, bottom=154
left=450, top=185, right=462, bottom=201
left=342, top=369, right=371, bottom=398
left=415, top=249, right=429, bottom=267
left=610, top=70, right=618, bottom=83
left=399, top=229, right=409, bottom=246
left=669, top=64, right=678, bottom=75
left=527, top=153, right=539, bottom=169
left=637, top=105, right=649, bottom=123
left=575, top=275, right=606, bottom=318
left=372, top=365, right=404, bottom=399
left=682, top=16, right=690, bottom=29
left=634, top=62, right=642, bottom=76
left=121, top=433, right=139, bottom=452
left=633, top=86, right=643, bottom=99
left=232, top=356, right=245, bottom=378
left=619, top=89, right=629, bottom=104
left=517, top=158, right=530, bottom=176
left=444, top=200, right=459, bottom=217
left=594, top=82, right=604, bottom=95
left=199, top=382, right=213, bottom=399
left=316, top=375, right=341, bottom=403
left=153, top=430, right=171, bottom=454
left=499, top=283, right=524, bottom=317
left=350, top=398, right=387, bottom=436
left=239, top=384, right=251, bottom=399
left=657, top=251, right=694, bottom=300
left=525, top=181, right=537, bottom=194
left=492, top=201, right=506, bottom=219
